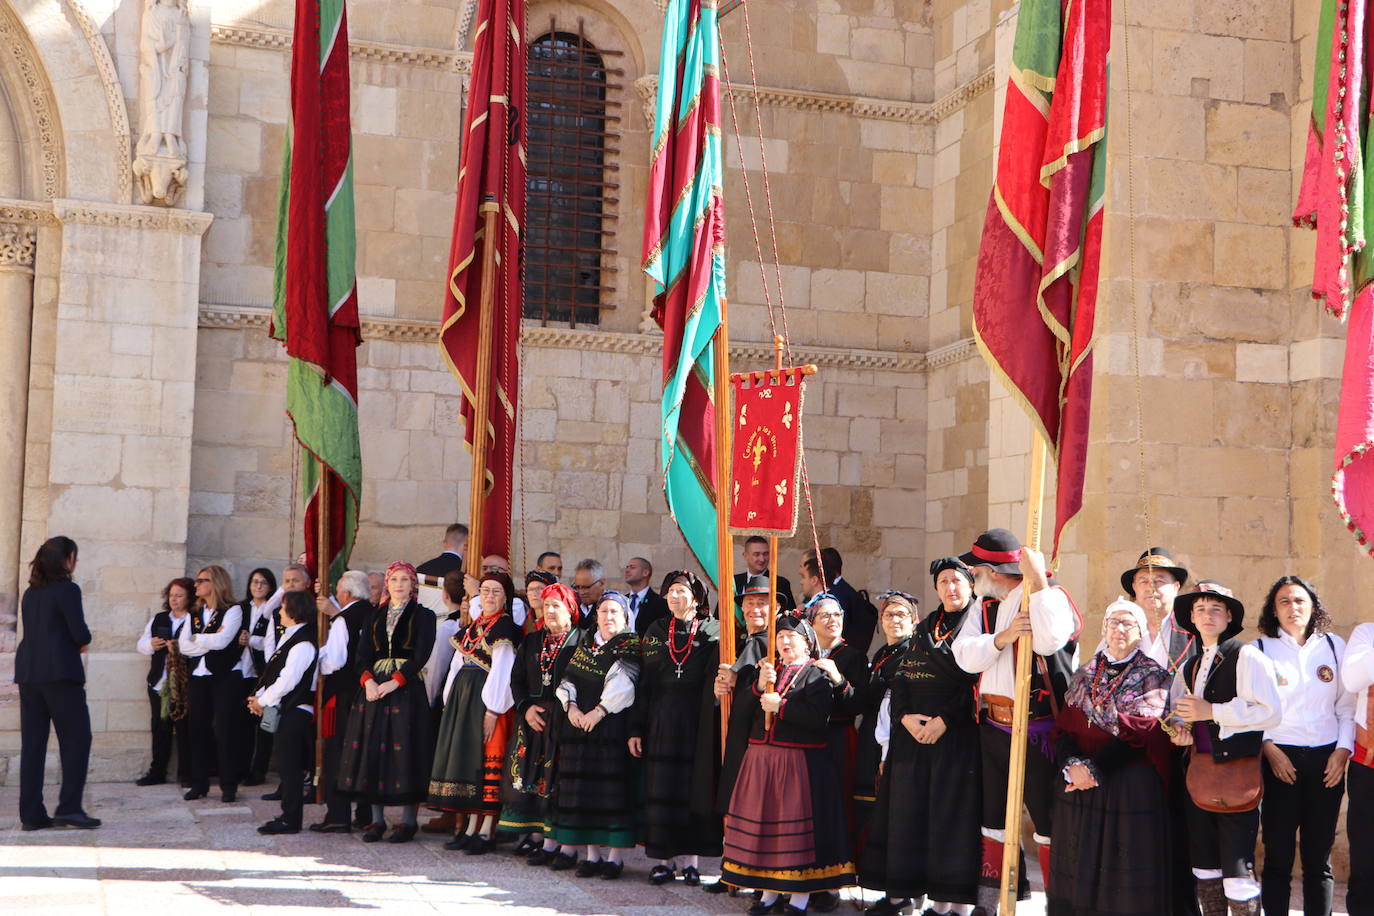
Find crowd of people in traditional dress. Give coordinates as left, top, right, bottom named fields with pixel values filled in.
left=13, top=526, right=1374, bottom=916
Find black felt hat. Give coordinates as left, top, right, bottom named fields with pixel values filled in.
left=1174, top=590, right=1245, bottom=643
left=1120, top=547, right=1189, bottom=597
left=958, top=528, right=1023, bottom=575
left=735, top=572, right=785, bottom=605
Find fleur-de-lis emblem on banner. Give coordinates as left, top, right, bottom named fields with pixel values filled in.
left=782, top=401, right=793, bottom=430
left=733, top=481, right=739, bottom=505
left=775, top=479, right=788, bottom=506
left=739, top=404, right=748, bottom=426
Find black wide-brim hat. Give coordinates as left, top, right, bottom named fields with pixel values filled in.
left=958, top=528, right=1023, bottom=575
left=735, top=572, right=785, bottom=605
left=1174, top=590, right=1245, bottom=643
left=1120, top=547, right=1189, bottom=597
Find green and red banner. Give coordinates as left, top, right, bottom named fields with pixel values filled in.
left=1294, top=0, right=1374, bottom=556
left=642, top=0, right=728, bottom=586
left=270, top=0, right=362, bottom=583
left=439, top=0, right=527, bottom=561
left=972, top=0, right=1109, bottom=558
left=729, top=370, right=805, bottom=537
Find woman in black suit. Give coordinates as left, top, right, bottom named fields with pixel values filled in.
left=14, top=536, right=98, bottom=830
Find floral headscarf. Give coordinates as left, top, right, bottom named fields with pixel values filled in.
left=1065, top=597, right=1170, bottom=735
left=384, top=561, right=418, bottom=604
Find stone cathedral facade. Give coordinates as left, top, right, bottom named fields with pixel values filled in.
left=0, top=0, right=1359, bottom=782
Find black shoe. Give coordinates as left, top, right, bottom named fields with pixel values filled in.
left=443, top=832, right=471, bottom=851
left=747, top=901, right=779, bottom=916
left=21, top=817, right=53, bottom=832
left=810, top=891, right=841, bottom=913
left=683, top=866, right=701, bottom=886
left=575, top=859, right=603, bottom=878
left=526, top=849, right=551, bottom=867
left=386, top=824, right=418, bottom=844
left=262, top=788, right=283, bottom=801
left=220, top=789, right=237, bottom=803
left=53, top=813, right=101, bottom=829
left=649, top=864, right=675, bottom=885
left=308, top=821, right=351, bottom=834
left=512, top=837, right=538, bottom=857
left=258, top=819, right=299, bottom=835
left=240, top=773, right=266, bottom=787
left=549, top=851, right=577, bottom=871
left=179, top=778, right=192, bottom=789
left=703, top=879, right=732, bottom=895
left=361, top=822, right=387, bottom=843
left=352, top=811, right=371, bottom=829
left=600, top=861, right=624, bottom=880
left=464, top=835, right=493, bottom=856
left=183, top=788, right=207, bottom=801
left=864, top=899, right=913, bottom=916
left=782, top=908, right=808, bottom=916
left=135, top=773, right=165, bottom=787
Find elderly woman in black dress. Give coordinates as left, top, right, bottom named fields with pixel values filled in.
left=549, top=592, right=642, bottom=878
left=721, top=615, right=856, bottom=914
left=337, top=561, right=436, bottom=843
left=852, top=591, right=916, bottom=835
left=1048, top=597, right=1174, bottom=916
left=498, top=581, right=583, bottom=866
left=860, top=558, right=981, bottom=916
left=629, top=570, right=721, bottom=886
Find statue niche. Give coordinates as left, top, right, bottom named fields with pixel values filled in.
left=133, top=0, right=189, bottom=206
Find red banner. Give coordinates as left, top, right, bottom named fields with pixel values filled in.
left=729, top=369, right=806, bottom=536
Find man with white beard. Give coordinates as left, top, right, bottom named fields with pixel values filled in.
left=951, top=528, right=1081, bottom=914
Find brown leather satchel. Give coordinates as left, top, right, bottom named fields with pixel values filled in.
left=1186, top=751, right=1263, bottom=813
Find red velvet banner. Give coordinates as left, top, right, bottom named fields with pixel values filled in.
left=729, top=370, right=806, bottom=536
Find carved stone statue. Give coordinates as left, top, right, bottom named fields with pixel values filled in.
left=133, top=0, right=190, bottom=206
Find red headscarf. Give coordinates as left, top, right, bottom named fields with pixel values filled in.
left=537, top=582, right=580, bottom=629
left=384, top=561, right=418, bottom=604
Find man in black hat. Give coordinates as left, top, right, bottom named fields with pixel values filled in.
left=1121, top=547, right=1196, bottom=676
left=1122, top=547, right=1203, bottom=916
left=951, top=528, right=1081, bottom=914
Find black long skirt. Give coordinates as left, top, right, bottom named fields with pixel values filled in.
left=1047, top=761, right=1171, bottom=916
left=549, top=711, right=638, bottom=848
left=642, top=687, right=723, bottom=859
left=859, top=719, right=981, bottom=903
left=498, top=708, right=561, bottom=832
left=336, top=679, right=431, bottom=805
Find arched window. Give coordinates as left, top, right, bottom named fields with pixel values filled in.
left=524, top=26, right=621, bottom=327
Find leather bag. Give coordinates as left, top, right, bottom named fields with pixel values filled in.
left=1186, top=750, right=1262, bottom=813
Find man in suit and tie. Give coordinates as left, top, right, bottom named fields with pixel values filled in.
left=573, top=558, right=607, bottom=628
left=733, top=536, right=796, bottom=615
left=310, top=570, right=375, bottom=833
left=416, top=523, right=468, bottom=580
left=803, top=547, right=877, bottom=653
left=622, top=556, right=669, bottom=635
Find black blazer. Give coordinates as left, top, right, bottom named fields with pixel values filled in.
left=631, top=589, right=670, bottom=635
left=830, top=578, right=877, bottom=653
left=15, top=580, right=92, bottom=685
left=415, top=552, right=463, bottom=579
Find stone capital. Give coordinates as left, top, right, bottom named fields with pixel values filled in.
left=0, top=221, right=36, bottom=271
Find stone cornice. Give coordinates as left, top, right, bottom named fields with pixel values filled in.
left=53, top=200, right=214, bottom=234
left=925, top=336, right=978, bottom=368
left=199, top=305, right=927, bottom=372
left=210, top=23, right=991, bottom=124
left=210, top=24, right=472, bottom=74
left=0, top=198, right=58, bottom=226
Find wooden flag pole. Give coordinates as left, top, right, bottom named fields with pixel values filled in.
left=314, top=467, right=330, bottom=803
left=765, top=335, right=782, bottom=725
left=714, top=302, right=735, bottom=754
left=465, top=195, right=500, bottom=580
left=998, top=433, right=1048, bottom=914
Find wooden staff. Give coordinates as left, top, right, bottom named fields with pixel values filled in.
left=465, top=195, right=501, bottom=580
left=314, top=468, right=329, bottom=803
left=714, top=305, right=736, bottom=754
left=766, top=337, right=782, bottom=694
left=999, top=434, right=1047, bottom=914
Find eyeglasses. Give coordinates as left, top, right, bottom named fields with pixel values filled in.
left=813, top=610, right=844, bottom=622
left=478, top=587, right=506, bottom=597
left=573, top=581, right=603, bottom=591
left=195, top=577, right=210, bottom=584
left=1105, top=619, right=1141, bottom=631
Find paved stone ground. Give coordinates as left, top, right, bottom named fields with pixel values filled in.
left=0, top=783, right=1349, bottom=914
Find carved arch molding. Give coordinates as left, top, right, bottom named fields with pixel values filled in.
left=0, top=0, right=63, bottom=200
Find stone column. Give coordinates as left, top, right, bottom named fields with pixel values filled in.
left=0, top=221, right=35, bottom=642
